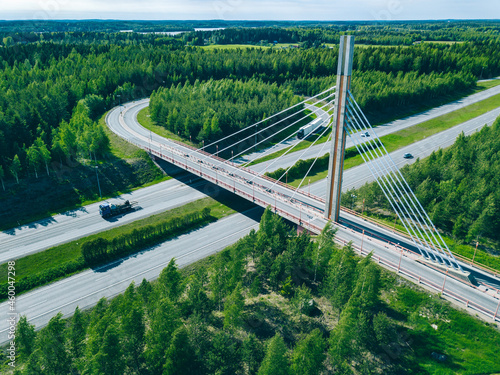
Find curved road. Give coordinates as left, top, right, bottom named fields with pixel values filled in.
left=2, top=84, right=500, bottom=342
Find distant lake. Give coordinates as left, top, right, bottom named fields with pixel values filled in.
left=121, top=28, right=225, bottom=36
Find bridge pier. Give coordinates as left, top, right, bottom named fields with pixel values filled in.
left=325, top=35, right=355, bottom=222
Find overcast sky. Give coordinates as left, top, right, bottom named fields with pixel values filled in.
left=2, top=0, right=498, bottom=21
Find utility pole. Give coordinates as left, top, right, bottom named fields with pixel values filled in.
left=472, top=241, right=479, bottom=264
left=95, top=166, right=101, bottom=198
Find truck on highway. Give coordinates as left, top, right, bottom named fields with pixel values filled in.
left=297, top=117, right=323, bottom=139
left=99, top=200, right=137, bottom=218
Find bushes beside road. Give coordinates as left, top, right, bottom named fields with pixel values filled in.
left=265, top=143, right=375, bottom=182
left=82, top=208, right=212, bottom=265
left=0, top=208, right=213, bottom=300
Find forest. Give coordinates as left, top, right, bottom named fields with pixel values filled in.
left=345, top=116, right=500, bottom=246
left=0, top=22, right=499, bottom=226
left=188, top=21, right=500, bottom=46
left=8, top=209, right=500, bottom=374
left=149, top=79, right=301, bottom=146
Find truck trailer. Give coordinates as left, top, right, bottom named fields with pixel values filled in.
left=297, top=117, right=323, bottom=139
left=99, top=200, right=137, bottom=218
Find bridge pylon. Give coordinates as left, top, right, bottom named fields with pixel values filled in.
left=325, top=35, right=355, bottom=222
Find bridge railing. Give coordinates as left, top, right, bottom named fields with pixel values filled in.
left=110, top=107, right=499, bottom=322
left=334, top=231, right=500, bottom=323
left=340, top=206, right=500, bottom=278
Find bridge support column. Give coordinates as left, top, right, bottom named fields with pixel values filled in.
left=325, top=35, right=355, bottom=222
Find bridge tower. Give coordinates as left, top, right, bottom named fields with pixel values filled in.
left=325, top=35, right=355, bottom=222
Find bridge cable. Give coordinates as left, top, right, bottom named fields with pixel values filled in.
left=290, top=131, right=334, bottom=199
left=345, top=108, right=443, bottom=263
left=345, top=102, right=452, bottom=266
left=212, top=93, right=336, bottom=165
left=347, top=92, right=461, bottom=270
left=344, top=113, right=437, bottom=262
left=240, top=98, right=335, bottom=168
left=346, top=93, right=462, bottom=270
left=266, top=121, right=333, bottom=190
left=246, top=110, right=334, bottom=182
left=198, top=86, right=336, bottom=152
left=212, top=95, right=336, bottom=169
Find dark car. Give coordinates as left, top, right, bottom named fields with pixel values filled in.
left=403, top=153, right=413, bottom=159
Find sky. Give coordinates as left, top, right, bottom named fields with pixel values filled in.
left=2, top=0, right=498, bottom=21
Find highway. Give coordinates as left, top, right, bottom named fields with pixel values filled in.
left=252, top=83, right=500, bottom=174
left=235, top=102, right=332, bottom=165
left=2, top=86, right=500, bottom=342
left=4, top=83, right=499, bottom=259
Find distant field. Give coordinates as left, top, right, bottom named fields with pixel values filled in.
left=201, top=43, right=300, bottom=50
left=201, top=44, right=270, bottom=50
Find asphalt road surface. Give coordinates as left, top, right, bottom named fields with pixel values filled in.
left=2, top=86, right=500, bottom=342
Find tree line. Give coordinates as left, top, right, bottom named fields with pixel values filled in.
left=82, top=207, right=212, bottom=265
left=0, top=208, right=212, bottom=300
left=186, top=21, right=500, bottom=46
left=149, top=79, right=302, bottom=149
left=0, top=32, right=496, bottom=186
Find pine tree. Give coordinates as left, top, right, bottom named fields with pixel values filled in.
left=242, top=333, right=265, bottom=375
left=290, top=329, right=326, bottom=375
left=91, top=323, right=124, bottom=375
left=37, top=313, right=71, bottom=374
left=158, top=258, right=183, bottom=301
left=144, top=298, right=181, bottom=375
left=224, top=282, right=245, bottom=330
left=15, top=315, right=36, bottom=360
left=68, top=306, right=87, bottom=360
left=258, top=334, right=289, bottom=375
left=163, top=326, right=201, bottom=375
left=323, top=244, right=357, bottom=316
left=10, top=154, right=21, bottom=183
left=0, top=165, right=5, bottom=190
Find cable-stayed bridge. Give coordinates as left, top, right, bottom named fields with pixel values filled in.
left=108, top=36, right=500, bottom=322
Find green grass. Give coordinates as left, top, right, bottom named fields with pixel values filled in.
left=0, top=195, right=253, bottom=288
left=386, top=281, right=500, bottom=374
left=283, top=91, right=500, bottom=187
left=477, top=79, right=500, bottom=90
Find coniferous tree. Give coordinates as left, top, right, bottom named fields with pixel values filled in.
left=163, top=326, right=202, bottom=375
left=144, top=298, right=181, bottom=375
left=224, top=282, right=245, bottom=330
left=15, top=316, right=36, bottom=360
left=290, top=329, right=326, bottom=375
left=37, top=313, right=71, bottom=374
left=258, top=333, right=289, bottom=375
left=10, top=155, right=21, bottom=183
left=68, top=306, right=87, bottom=360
